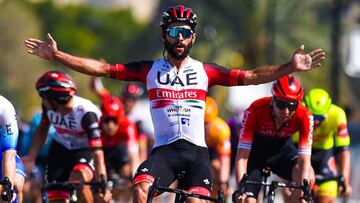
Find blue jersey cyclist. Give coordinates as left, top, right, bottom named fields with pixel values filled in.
left=0, top=95, right=26, bottom=203
left=25, top=4, right=325, bottom=203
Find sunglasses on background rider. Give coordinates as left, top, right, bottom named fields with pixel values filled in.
left=313, top=114, right=326, bottom=122
left=275, top=99, right=299, bottom=111
left=166, top=27, right=194, bottom=38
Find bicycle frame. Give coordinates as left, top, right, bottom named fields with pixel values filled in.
left=146, top=178, right=224, bottom=203
left=233, top=174, right=311, bottom=203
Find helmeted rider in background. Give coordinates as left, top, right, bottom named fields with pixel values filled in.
left=23, top=71, right=111, bottom=203
left=25, top=4, right=325, bottom=203
left=0, top=95, right=26, bottom=203
left=235, top=75, right=315, bottom=203
left=293, top=88, right=352, bottom=203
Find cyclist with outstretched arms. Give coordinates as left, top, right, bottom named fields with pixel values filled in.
left=22, top=71, right=111, bottom=203
left=293, top=88, right=352, bottom=202
left=0, top=95, right=26, bottom=203
left=25, top=4, right=325, bottom=203
left=234, top=75, right=314, bottom=203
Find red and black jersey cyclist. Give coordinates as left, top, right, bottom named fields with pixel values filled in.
left=25, top=4, right=325, bottom=203
left=99, top=94, right=141, bottom=179
left=235, top=75, right=315, bottom=203
left=23, top=71, right=111, bottom=203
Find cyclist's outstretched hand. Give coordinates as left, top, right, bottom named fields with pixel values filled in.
left=292, top=45, right=325, bottom=72
left=25, top=33, right=58, bottom=61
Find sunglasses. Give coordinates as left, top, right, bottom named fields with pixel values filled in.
left=102, top=117, right=118, bottom=123
left=275, top=99, right=298, bottom=111
left=166, top=27, right=193, bottom=38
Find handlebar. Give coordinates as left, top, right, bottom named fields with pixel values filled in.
left=232, top=174, right=311, bottom=203
left=0, top=177, right=13, bottom=202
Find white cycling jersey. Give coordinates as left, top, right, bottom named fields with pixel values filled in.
left=109, top=57, right=246, bottom=148
left=43, top=96, right=101, bottom=150
left=0, top=95, right=18, bottom=151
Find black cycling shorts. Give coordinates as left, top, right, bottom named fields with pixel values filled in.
left=311, top=149, right=336, bottom=178
left=46, top=141, right=95, bottom=182
left=133, top=139, right=213, bottom=193
left=245, top=135, right=298, bottom=198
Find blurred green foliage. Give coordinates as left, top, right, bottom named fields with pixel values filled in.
left=0, top=0, right=358, bottom=121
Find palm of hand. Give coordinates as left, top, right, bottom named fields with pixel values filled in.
left=38, top=42, right=55, bottom=60
left=293, top=53, right=312, bottom=71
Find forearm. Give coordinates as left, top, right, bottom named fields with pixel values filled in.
left=235, top=149, right=249, bottom=183
left=244, top=62, right=294, bottom=85
left=28, top=125, right=49, bottom=159
left=54, top=50, right=109, bottom=77
left=92, top=149, right=107, bottom=180
left=2, top=150, right=16, bottom=184
left=338, top=150, right=351, bottom=184
left=219, top=155, right=230, bottom=183
left=297, top=154, right=311, bottom=183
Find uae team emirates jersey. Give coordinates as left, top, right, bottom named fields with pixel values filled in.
left=41, top=96, right=102, bottom=150
left=109, top=57, right=246, bottom=148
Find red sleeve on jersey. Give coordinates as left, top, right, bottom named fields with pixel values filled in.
left=238, top=106, right=257, bottom=150
left=109, top=61, right=154, bottom=84
left=338, top=123, right=349, bottom=138
left=204, top=63, right=246, bottom=87
left=297, top=106, right=313, bottom=155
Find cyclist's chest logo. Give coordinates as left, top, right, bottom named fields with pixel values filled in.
left=49, top=113, right=77, bottom=130
left=156, top=71, right=197, bottom=86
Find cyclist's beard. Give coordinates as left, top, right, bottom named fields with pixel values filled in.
left=164, top=39, right=192, bottom=60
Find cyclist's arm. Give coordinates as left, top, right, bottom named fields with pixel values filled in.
left=0, top=101, right=18, bottom=184
left=219, top=154, right=231, bottom=184
left=89, top=77, right=111, bottom=99
left=235, top=148, right=250, bottom=184
left=82, top=112, right=107, bottom=181
left=297, top=110, right=313, bottom=183
left=27, top=106, right=50, bottom=161
left=2, top=150, right=16, bottom=186
left=296, top=154, right=312, bottom=183
left=235, top=108, right=255, bottom=183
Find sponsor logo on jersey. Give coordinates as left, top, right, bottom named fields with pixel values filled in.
left=157, top=71, right=197, bottom=86
left=181, top=118, right=190, bottom=126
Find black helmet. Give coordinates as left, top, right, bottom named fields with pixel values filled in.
left=36, top=71, right=77, bottom=104
left=160, top=5, right=197, bottom=31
